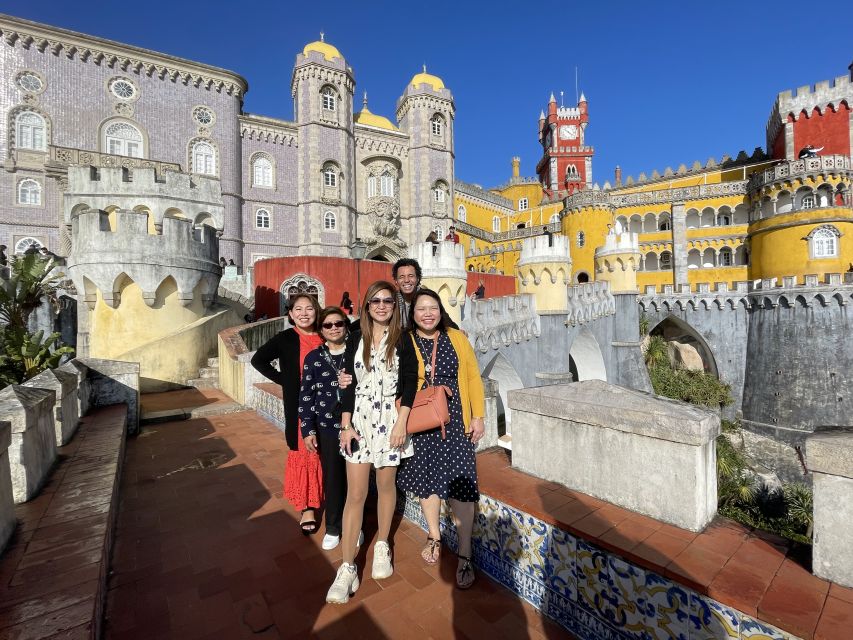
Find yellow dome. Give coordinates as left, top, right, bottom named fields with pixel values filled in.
left=410, top=70, right=445, bottom=91
left=302, top=40, right=342, bottom=61
left=354, top=107, right=398, bottom=131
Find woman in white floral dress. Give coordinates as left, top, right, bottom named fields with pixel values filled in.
left=325, top=280, right=418, bottom=604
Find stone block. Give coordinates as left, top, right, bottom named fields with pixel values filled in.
left=23, top=368, right=80, bottom=446
left=61, top=359, right=91, bottom=421
left=807, top=430, right=853, bottom=588
left=0, top=420, right=15, bottom=553
left=77, top=358, right=140, bottom=433
left=508, top=380, right=720, bottom=531
left=0, top=386, right=58, bottom=503
left=480, top=377, right=500, bottom=450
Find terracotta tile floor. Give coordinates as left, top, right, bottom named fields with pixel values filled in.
left=104, top=404, right=574, bottom=639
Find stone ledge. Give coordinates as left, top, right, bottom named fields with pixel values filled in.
left=806, top=429, right=853, bottom=479
left=0, top=404, right=127, bottom=639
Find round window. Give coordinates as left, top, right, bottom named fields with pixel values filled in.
left=109, top=78, right=137, bottom=100
left=192, top=106, right=215, bottom=126
left=17, top=71, right=44, bottom=93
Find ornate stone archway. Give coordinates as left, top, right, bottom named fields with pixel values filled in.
left=279, top=273, right=325, bottom=315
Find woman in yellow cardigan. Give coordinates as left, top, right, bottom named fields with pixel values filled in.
left=396, top=289, right=485, bottom=589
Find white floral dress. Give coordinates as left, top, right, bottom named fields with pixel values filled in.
left=342, top=332, right=413, bottom=467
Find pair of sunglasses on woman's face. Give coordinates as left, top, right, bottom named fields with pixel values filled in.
left=322, top=320, right=347, bottom=329
left=368, top=297, right=395, bottom=307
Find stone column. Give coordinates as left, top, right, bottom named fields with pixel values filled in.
left=0, top=420, right=15, bottom=553
left=671, top=201, right=688, bottom=289
left=807, top=431, right=853, bottom=588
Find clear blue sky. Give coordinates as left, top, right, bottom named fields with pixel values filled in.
left=5, top=1, right=850, bottom=188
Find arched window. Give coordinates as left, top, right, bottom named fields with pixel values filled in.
left=660, top=251, right=673, bottom=269
left=719, top=247, right=733, bottom=266
left=14, top=237, right=43, bottom=254
left=801, top=194, right=816, bottom=210
left=321, top=87, right=337, bottom=111
left=518, top=198, right=529, bottom=211
left=192, top=141, right=216, bottom=175
left=492, top=216, right=500, bottom=232
left=659, top=220, right=671, bottom=231
left=16, top=111, right=46, bottom=150
left=457, top=205, right=466, bottom=222
left=324, top=211, right=336, bottom=230
left=434, top=186, right=446, bottom=203
left=808, top=225, right=839, bottom=258
left=549, top=213, right=560, bottom=224
left=252, top=156, right=273, bottom=188
left=104, top=121, right=143, bottom=157
left=577, top=231, right=585, bottom=247
left=255, top=208, right=270, bottom=229
left=17, top=179, right=41, bottom=205
left=431, top=114, right=444, bottom=136
left=324, top=166, right=337, bottom=187
left=380, top=172, right=394, bottom=197
left=566, top=165, right=579, bottom=180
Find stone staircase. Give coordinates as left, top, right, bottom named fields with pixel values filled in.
left=186, top=356, right=220, bottom=389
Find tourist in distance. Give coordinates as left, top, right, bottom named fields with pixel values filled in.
left=298, top=307, right=358, bottom=550
left=325, top=280, right=418, bottom=604
left=339, top=291, right=354, bottom=316
left=397, top=289, right=485, bottom=589
left=251, top=294, right=324, bottom=535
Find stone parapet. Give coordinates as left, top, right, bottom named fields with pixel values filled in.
left=747, top=154, right=851, bottom=193
left=22, top=368, right=79, bottom=446
left=567, top=281, right=615, bottom=326
left=462, top=294, right=540, bottom=353
left=508, top=380, right=720, bottom=531
left=217, top=317, right=289, bottom=405
left=807, top=430, right=853, bottom=588
left=0, top=386, right=57, bottom=504
left=411, top=241, right=466, bottom=278
left=564, top=181, right=749, bottom=210
left=0, top=420, right=14, bottom=553
left=518, top=234, right=570, bottom=265
left=76, top=358, right=140, bottom=433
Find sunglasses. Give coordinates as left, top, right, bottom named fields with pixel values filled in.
left=368, top=297, right=395, bottom=307
left=321, top=320, right=347, bottom=329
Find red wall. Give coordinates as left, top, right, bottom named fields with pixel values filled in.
left=793, top=104, right=851, bottom=158
left=253, top=257, right=518, bottom=318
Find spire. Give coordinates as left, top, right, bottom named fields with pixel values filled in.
left=549, top=92, right=556, bottom=103
left=579, top=91, right=587, bottom=103
left=319, top=31, right=325, bottom=42
left=362, top=91, right=368, bottom=110
left=539, top=110, right=545, bottom=120
left=423, top=64, right=427, bottom=73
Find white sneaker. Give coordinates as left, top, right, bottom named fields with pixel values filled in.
left=323, top=530, right=363, bottom=552
left=322, top=534, right=340, bottom=550
left=326, top=562, right=359, bottom=604
left=371, top=540, right=393, bottom=580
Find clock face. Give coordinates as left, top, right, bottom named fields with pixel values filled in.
left=559, top=124, right=579, bottom=140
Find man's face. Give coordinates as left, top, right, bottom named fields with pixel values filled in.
left=395, top=265, right=419, bottom=298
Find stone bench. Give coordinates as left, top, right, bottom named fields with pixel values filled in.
left=508, top=379, right=720, bottom=532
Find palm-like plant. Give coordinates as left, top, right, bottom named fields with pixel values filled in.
left=0, top=253, right=62, bottom=327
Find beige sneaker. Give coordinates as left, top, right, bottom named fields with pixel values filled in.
left=371, top=541, right=393, bottom=580
left=326, top=562, right=359, bottom=604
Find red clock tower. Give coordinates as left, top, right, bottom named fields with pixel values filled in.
left=536, top=92, right=594, bottom=196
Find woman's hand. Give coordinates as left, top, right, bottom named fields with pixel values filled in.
left=469, top=417, right=485, bottom=445
left=340, top=426, right=360, bottom=456
left=303, top=434, right=318, bottom=453
left=389, top=407, right=410, bottom=449
left=338, top=369, right=353, bottom=389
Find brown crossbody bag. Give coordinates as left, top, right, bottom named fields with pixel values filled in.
left=396, top=334, right=451, bottom=439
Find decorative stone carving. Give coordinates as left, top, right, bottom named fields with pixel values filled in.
left=114, top=102, right=134, bottom=117
left=365, top=196, right=405, bottom=247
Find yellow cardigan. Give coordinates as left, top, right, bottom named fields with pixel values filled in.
left=409, top=328, right=485, bottom=434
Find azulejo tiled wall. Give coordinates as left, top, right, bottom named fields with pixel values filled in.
left=398, top=492, right=799, bottom=640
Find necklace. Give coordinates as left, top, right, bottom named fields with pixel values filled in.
left=416, top=332, right=437, bottom=376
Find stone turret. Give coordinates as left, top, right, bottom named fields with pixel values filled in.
left=594, top=231, right=642, bottom=293
left=516, top=235, right=571, bottom=313
left=410, top=241, right=467, bottom=325
left=65, top=166, right=240, bottom=391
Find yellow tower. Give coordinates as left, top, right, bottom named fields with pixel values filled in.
left=516, top=234, right=571, bottom=312
left=561, top=187, right=614, bottom=283
left=594, top=231, right=642, bottom=293
left=411, top=241, right=468, bottom=326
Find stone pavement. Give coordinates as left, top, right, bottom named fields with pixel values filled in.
left=103, top=405, right=573, bottom=639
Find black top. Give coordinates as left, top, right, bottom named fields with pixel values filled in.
left=339, top=327, right=418, bottom=416
left=298, top=345, right=345, bottom=437
left=250, top=327, right=304, bottom=449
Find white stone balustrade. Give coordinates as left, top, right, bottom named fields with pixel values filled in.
left=462, top=294, right=540, bottom=353
left=0, top=419, right=14, bottom=553
left=566, top=281, right=615, bottom=326
left=23, top=368, right=79, bottom=446
left=807, top=431, right=853, bottom=588
left=509, top=380, right=720, bottom=531
left=0, top=386, right=58, bottom=504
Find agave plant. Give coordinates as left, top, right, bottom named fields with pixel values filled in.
left=0, top=327, right=74, bottom=388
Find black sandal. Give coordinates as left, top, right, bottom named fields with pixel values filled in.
left=300, top=510, right=317, bottom=536
left=456, top=555, right=475, bottom=589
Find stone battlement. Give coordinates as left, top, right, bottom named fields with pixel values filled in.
left=64, top=166, right=224, bottom=230
left=567, top=281, right=615, bottom=326
left=767, top=72, right=853, bottom=144
left=518, top=234, right=570, bottom=264
left=595, top=231, right=639, bottom=255
left=462, top=294, right=540, bottom=353
left=639, top=272, right=853, bottom=312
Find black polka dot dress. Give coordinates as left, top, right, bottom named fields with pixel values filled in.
left=397, top=332, right=479, bottom=502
